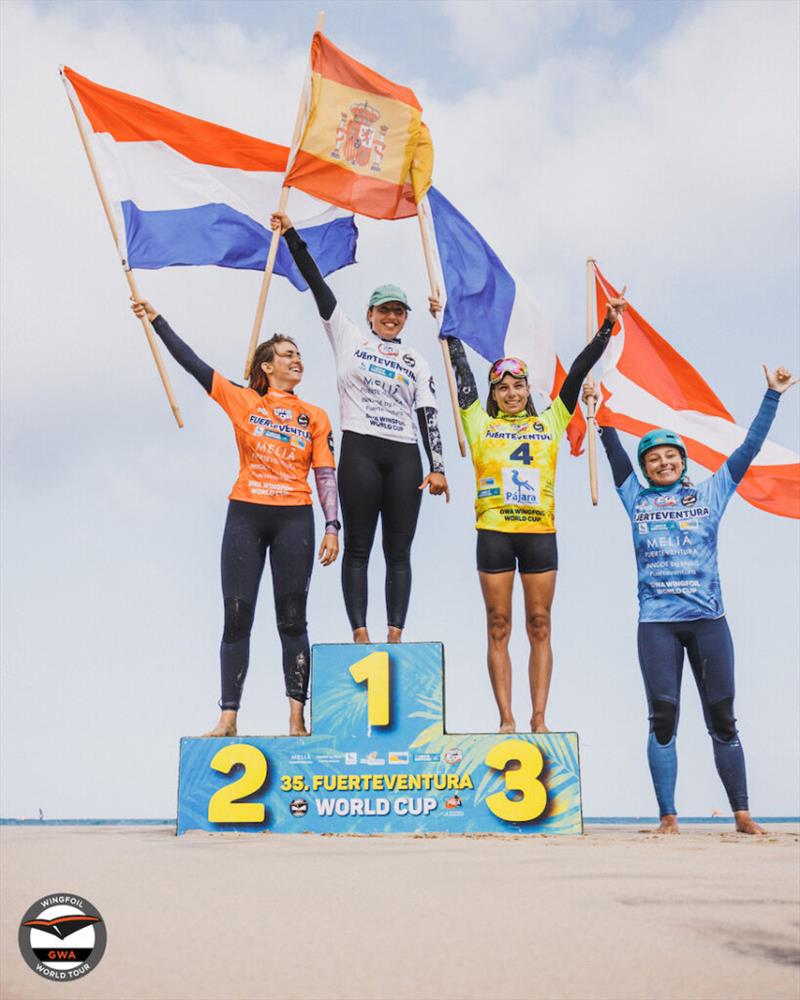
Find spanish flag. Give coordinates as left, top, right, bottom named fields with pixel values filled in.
left=285, top=32, right=433, bottom=220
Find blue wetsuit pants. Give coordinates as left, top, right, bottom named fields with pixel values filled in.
left=637, top=617, right=748, bottom=815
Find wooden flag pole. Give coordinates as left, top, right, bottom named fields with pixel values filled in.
left=585, top=256, right=599, bottom=504
left=62, top=71, right=183, bottom=428
left=244, top=10, right=325, bottom=379
left=416, top=201, right=467, bottom=457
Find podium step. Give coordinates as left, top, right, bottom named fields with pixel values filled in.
left=177, top=642, right=582, bottom=835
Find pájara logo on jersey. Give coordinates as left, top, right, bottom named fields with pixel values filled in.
left=18, top=893, right=107, bottom=981
left=502, top=466, right=541, bottom=507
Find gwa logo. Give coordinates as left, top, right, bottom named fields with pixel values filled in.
left=18, top=893, right=107, bottom=981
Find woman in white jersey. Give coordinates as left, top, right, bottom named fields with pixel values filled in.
left=272, top=212, right=449, bottom=643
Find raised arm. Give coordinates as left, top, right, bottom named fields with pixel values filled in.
left=427, top=295, right=479, bottom=411
left=726, top=366, right=796, bottom=483
left=271, top=212, right=337, bottom=320
left=582, top=376, right=636, bottom=487
left=445, top=337, right=479, bottom=410
left=599, top=427, right=636, bottom=487
left=560, top=291, right=627, bottom=412
left=131, top=299, right=213, bottom=393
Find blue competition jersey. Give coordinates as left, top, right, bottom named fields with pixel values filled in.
left=617, top=465, right=738, bottom=622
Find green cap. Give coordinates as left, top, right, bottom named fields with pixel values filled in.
left=368, top=284, right=412, bottom=311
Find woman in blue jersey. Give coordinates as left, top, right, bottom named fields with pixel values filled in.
left=583, top=365, right=797, bottom=834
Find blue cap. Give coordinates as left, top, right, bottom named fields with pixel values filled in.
left=637, top=429, right=688, bottom=482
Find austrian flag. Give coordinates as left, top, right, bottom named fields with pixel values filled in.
left=593, top=264, right=800, bottom=519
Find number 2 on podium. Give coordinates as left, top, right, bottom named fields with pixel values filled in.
left=207, top=744, right=268, bottom=823
left=349, top=651, right=390, bottom=726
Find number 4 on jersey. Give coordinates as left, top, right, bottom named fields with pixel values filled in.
left=510, top=443, right=533, bottom=465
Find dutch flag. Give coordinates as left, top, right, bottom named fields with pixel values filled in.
left=61, top=66, right=357, bottom=288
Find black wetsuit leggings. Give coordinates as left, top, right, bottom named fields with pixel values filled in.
left=338, top=431, right=423, bottom=631
left=219, top=501, right=314, bottom=709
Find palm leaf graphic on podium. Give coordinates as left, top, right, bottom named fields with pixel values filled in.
left=312, top=666, right=369, bottom=735
left=410, top=730, right=581, bottom=832
left=408, top=691, right=446, bottom=747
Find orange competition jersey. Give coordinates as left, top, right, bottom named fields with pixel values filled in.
left=211, top=373, right=335, bottom=505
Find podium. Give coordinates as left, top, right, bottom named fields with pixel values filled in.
left=177, top=643, right=582, bottom=835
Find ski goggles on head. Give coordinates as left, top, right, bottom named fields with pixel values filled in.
left=488, top=357, right=529, bottom=384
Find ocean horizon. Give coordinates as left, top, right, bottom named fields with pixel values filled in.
left=2, top=816, right=798, bottom=826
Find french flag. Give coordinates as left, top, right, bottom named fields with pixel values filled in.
left=423, top=187, right=587, bottom=455
left=61, top=66, right=358, bottom=289
left=593, top=264, right=800, bottom=519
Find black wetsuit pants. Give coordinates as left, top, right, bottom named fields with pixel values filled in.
left=637, top=616, right=747, bottom=814
left=338, top=431, right=423, bottom=631
left=219, top=501, right=314, bottom=709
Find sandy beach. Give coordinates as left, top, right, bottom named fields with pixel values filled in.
left=2, top=824, right=798, bottom=1000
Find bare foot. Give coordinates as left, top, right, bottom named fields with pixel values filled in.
left=655, top=814, right=680, bottom=835
left=499, top=720, right=516, bottom=734
left=531, top=713, right=550, bottom=733
left=289, top=698, right=308, bottom=737
left=734, top=810, right=766, bottom=835
left=353, top=627, right=371, bottom=644
left=202, top=709, right=237, bottom=738
left=387, top=626, right=403, bottom=644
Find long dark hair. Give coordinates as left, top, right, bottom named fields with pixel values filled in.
left=486, top=385, right=537, bottom=418
left=249, top=335, right=298, bottom=394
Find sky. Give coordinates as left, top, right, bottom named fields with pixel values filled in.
left=1, top=0, right=798, bottom=820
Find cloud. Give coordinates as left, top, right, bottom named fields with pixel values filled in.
left=440, top=0, right=632, bottom=73
left=427, top=0, right=799, bottom=306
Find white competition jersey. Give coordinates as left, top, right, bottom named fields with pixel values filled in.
left=322, top=305, right=438, bottom=443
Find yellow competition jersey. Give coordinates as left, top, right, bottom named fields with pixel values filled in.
left=461, top=398, right=572, bottom=533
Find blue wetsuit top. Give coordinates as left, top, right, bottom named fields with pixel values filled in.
left=600, top=389, right=781, bottom=622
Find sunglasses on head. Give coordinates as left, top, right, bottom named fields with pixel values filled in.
left=488, top=357, right=529, bottom=384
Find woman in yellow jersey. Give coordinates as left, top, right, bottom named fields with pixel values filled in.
left=432, top=293, right=626, bottom=732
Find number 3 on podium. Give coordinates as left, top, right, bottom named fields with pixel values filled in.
left=484, top=740, right=547, bottom=823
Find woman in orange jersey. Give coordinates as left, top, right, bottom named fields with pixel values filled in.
left=131, top=299, right=340, bottom=737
